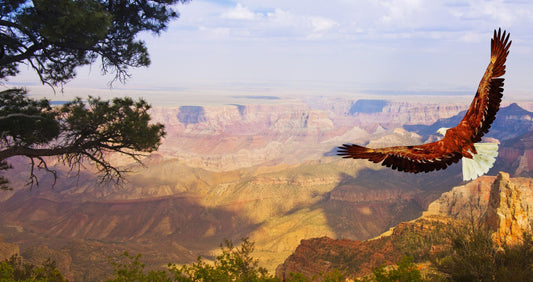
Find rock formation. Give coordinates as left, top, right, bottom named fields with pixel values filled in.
left=277, top=172, right=533, bottom=279
left=484, top=172, right=531, bottom=246
left=146, top=99, right=475, bottom=171
left=426, top=171, right=533, bottom=246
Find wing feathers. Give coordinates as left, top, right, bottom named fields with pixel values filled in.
left=338, top=143, right=461, bottom=174
left=338, top=144, right=387, bottom=163
left=467, top=28, right=510, bottom=142
left=491, top=28, right=511, bottom=77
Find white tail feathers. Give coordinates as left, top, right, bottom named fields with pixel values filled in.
left=462, top=142, right=499, bottom=181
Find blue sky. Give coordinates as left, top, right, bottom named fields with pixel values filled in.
left=7, top=0, right=533, bottom=99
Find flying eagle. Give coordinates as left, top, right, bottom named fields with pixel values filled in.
left=338, top=28, right=511, bottom=181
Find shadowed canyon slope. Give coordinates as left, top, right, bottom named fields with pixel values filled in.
left=1, top=95, right=533, bottom=280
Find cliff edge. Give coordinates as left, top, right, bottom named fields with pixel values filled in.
left=276, top=172, right=533, bottom=279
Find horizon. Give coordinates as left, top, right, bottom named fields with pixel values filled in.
left=4, top=0, right=533, bottom=103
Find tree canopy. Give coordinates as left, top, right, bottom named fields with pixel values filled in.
left=0, top=0, right=189, bottom=189
left=0, top=88, right=166, bottom=189
left=1, top=0, right=189, bottom=86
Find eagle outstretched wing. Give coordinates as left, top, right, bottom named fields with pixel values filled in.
left=338, top=141, right=462, bottom=173
left=460, top=28, right=511, bottom=143
left=338, top=28, right=511, bottom=174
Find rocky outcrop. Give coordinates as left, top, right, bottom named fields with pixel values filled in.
left=484, top=172, right=531, bottom=246
left=425, top=172, right=533, bottom=246
left=423, top=176, right=494, bottom=220
left=275, top=216, right=450, bottom=280
left=277, top=172, right=533, bottom=279
left=424, top=172, right=533, bottom=221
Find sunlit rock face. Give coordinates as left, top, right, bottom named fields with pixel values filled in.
left=425, top=172, right=533, bottom=223
left=425, top=171, right=533, bottom=247
left=485, top=172, right=531, bottom=246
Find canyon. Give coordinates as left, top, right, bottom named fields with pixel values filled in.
left=1, top=94, right=533, bottom=280
left=277, top=172, right=533, bottom=280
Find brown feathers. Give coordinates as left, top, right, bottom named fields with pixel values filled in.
left=338, top=28, right=511, bottom=174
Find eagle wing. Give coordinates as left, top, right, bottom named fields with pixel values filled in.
left=338, top=141, right=462, bottom=173
left=338, top=29, right=510, bottom=174
left=457, top=28, right=511, bottom=143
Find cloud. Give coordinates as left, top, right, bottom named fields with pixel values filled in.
left=221, top=3, right=259, bottom=20
left=309, top=17, right=338, bottom=32
left=13, top=0, right=533, bottom=95
left=266, top=8, right=293, bottom=25
left=378, top=0, right=424, bottom=26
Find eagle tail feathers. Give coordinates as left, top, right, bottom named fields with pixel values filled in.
left=462, top=142, right=499, bottom=181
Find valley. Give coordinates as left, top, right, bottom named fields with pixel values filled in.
left=1, top=93, right=533, bottom=280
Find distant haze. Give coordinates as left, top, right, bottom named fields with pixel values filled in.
left=7, top=0, right=533, bottom=100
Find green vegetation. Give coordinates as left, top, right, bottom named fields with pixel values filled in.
left=434, top=223, right=533, bottom=281
left=1, top=0, right=189, bottom=86
left=107, top=238, right=278, bottom=282
left=5, top=228, right=533, bottom=281
left=361, top=256, right=424, bottom=282
left=0, top=255, right=65, bottom=281
left=0, top=88, right=165, bottom=189
left=394, top=219, right=450, bottom=261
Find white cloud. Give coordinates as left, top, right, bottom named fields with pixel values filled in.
left=309, top=17, right=338, bottom=32
left=266, top=8, right=293, bottom=25
left=221, top=3, right=258, bottom=20
left=378, top=0, right=424, bottom=26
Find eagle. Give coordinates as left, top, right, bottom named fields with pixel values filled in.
left=338, top=28, right=511, bottom=181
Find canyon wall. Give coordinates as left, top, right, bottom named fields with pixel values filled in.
left=147, top=98, right=470, bottom=171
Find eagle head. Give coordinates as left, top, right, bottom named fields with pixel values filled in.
left=437, top=127, right=450, bottom=136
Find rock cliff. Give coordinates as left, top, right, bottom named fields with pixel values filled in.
left=277, top=172, right=533, bottom=279
left=485, top=172, right=531, bottom=246
left=424, top=172, right=533, bottom=226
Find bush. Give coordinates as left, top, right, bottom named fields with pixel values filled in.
left=0, top=254, right=65, bottom=281
left=107, top=238, right=278, bottom=282
left=435, top=221, right=533, bottom=281
left=170, top=238, right=277, bottom=282
left=361, top=256, right=424, bottom=282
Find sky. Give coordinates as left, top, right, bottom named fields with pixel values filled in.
left=6, top=0, right=533, bottom=101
